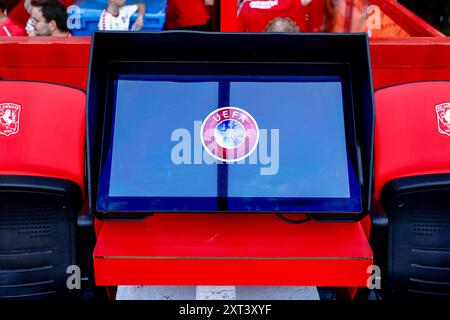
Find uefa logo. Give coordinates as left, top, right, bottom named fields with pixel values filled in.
left=201, top=107, right=260, bottom=162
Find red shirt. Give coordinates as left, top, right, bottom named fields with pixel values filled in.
left=0, top=17, right=26, bottom=36
left=165, top=0, right=210, bottom=29
left=238, top=0, right=306, bottom=32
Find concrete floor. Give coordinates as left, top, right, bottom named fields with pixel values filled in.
left=116, top=286, right=320, bottom=300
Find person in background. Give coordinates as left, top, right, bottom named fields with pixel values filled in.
left=325, top=0, right=410, bottom=37
left=238, top=0, right=307, bottom=32
left=29, top=0, right=70, bottom=36
left=25, top=0, right=55, bottom=36
left=98, top=0, right=146, bottom=31
left=264, top=16, right=300, bottom=32
left=0, top=0, right=26, bottom=36
left=165, top=0, right=213, bottom=31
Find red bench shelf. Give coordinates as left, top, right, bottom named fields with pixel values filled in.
left=93, top=214, right=373, bottom=287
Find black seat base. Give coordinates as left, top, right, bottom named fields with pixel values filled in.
left=381, top=174, right=450, bottom=298
left=0, top=175, right=82, bottom=299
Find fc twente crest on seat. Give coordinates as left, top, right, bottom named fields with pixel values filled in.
left=436, top=102, right=450, bottom=137
left=0, top=103, right=21, bottom=137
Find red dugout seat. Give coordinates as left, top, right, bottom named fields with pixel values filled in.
left=374, top=81, right=450, bottom=298
left=0, top=81, right=85, bottom=188
left=0, top=81, right=86, bottom=299
left=375, top=81, right=450, bottom=199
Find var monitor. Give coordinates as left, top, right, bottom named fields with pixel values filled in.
left=96, top=62, right=363, bottom=215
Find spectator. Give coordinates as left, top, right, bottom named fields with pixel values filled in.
left=29, top=0, right=71, bottom=36
left=264, top=17, right=300, bottom=32
left=25, top=0, right=56, bottom=36
left=0, top=0, right=26, bottom=36
left=165, top=0, right=212, bottom=31
left=98, top=0, right=146, bottom=31
left=238, top=0, right=307, bottom=32
left=325, top=0, right=410, bottom=37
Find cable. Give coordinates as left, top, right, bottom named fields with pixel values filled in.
left=275, top=213, right=311, bottom=224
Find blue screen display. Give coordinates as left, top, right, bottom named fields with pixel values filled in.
left=97, top=75, right=361, bottom=213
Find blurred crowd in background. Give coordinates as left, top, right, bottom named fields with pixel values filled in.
left=0, top=0, right=449, bottom=37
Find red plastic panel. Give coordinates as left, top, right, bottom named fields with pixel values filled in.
left=370, top=38, right=450, bottom=89
left=374, top=81, right=450, bottom=199
left=0, top=81, right=86, bottom=191
left=0, top=37, right=91, bottom=90
left=95, top=258, right=373, bottom=286
left=1, top=37, right=450, bottom=91
left=94, top=214, right=373, bottom=286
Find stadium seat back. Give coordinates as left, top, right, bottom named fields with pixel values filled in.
left=0, top=81, right=85, bottom=299
left=375, top=81, right=450, bottom=297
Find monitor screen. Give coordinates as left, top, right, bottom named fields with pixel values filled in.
left=97, top=73, right=362, bottom=213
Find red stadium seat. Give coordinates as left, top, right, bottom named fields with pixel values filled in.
left=374, top=81, right=450, bottom=298
left=0, top=81, right=86, bottom=299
